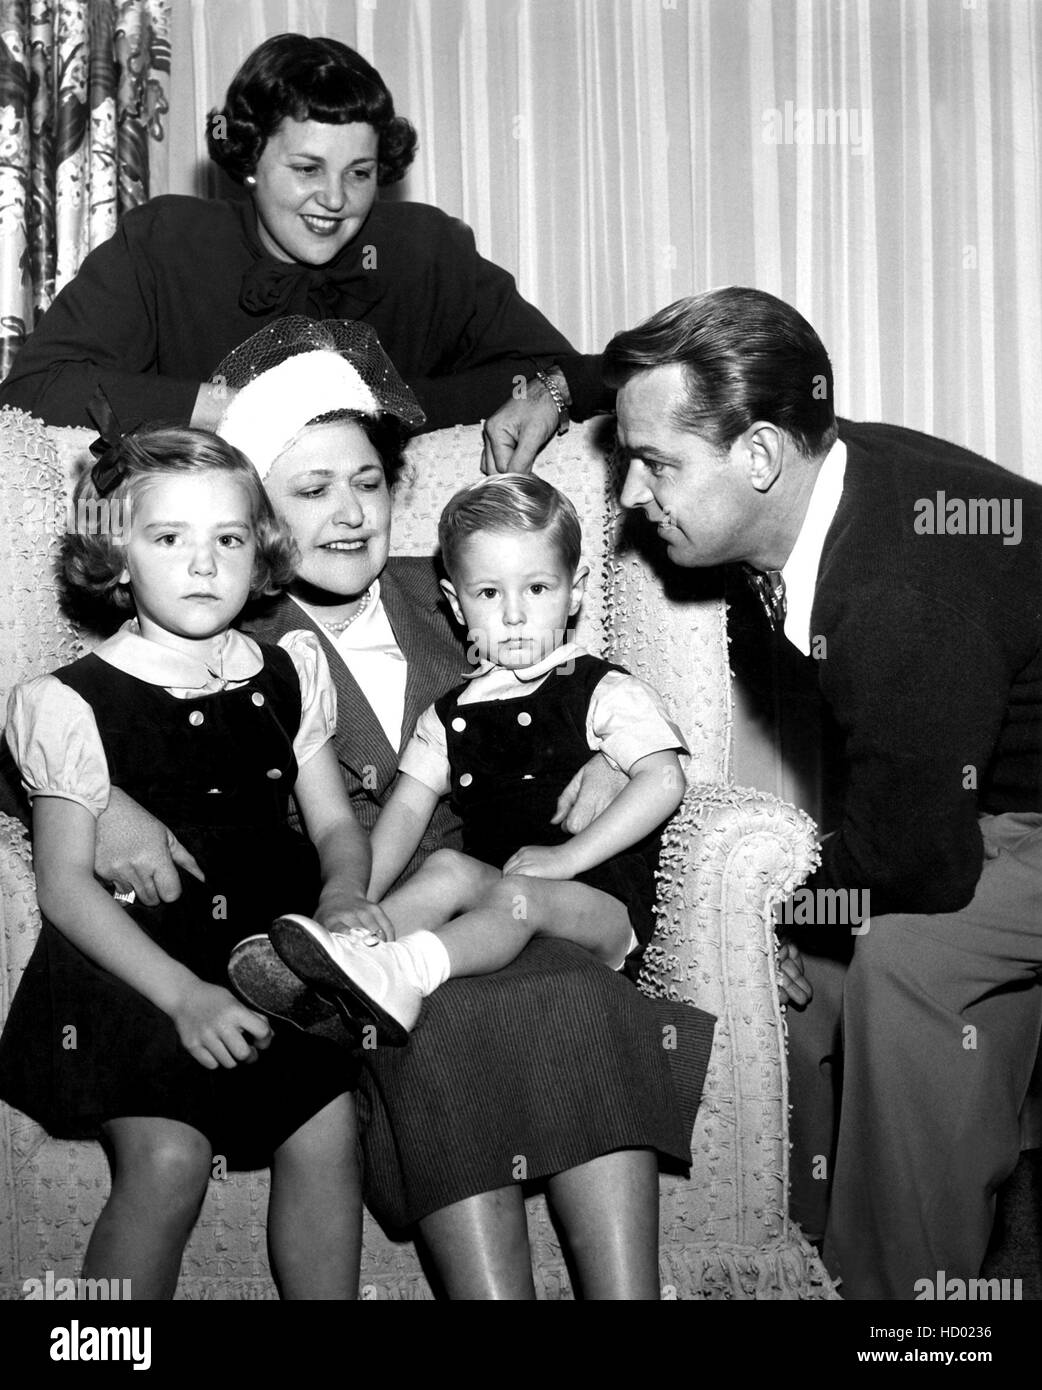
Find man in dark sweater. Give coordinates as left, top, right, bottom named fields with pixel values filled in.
left=604, top=287, right=1042, bottom=1300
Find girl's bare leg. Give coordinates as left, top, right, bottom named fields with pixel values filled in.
left=418, top=1186, right=536, bottom=1300
left=86, top=1116, right=212, bottom=1300
left=547, top=1148, right=660, bottom=1300
left=268, top=1092, right=361, bottom=1300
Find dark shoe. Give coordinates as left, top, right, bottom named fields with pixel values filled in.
left=228, top=934, right=351, bottom=1040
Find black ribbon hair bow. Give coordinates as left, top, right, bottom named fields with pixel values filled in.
left=86, top=386, right=142, bottom=496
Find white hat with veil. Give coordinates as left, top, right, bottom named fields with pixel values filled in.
left=214, top=316, right=426, bottom=479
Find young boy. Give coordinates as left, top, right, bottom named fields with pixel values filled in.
left=268, top=474, right=690, bottom=1041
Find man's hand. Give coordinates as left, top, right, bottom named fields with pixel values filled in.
left=502, top=844, right=576, bottom=880
left=551, top=754, right=628, bottom=835
left=775, top=937, right=813, bottom=1008
left=95, top=787, right=204, bottom=906
left=170, top=979, right=272, bottom=1070
left=481, top=378, right=561, bottom=474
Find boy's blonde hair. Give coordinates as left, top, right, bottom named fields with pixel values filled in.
left=438, top=474, right=582, bottom=578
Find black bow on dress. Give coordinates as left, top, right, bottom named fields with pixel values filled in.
left=238, top=205, right=386, bottom=318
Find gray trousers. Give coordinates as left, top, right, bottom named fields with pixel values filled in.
left=787, top=812, right=1042, bottom=1299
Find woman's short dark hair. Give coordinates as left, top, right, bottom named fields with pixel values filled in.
left=305, top=410, right=409, bottom=489
left=207, top=33, right=417, bottom=186
left=65, top=428, right=298, bottom=611
left=603, top=287, right=838, bottom=459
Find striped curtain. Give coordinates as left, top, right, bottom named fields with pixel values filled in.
left=0, top=0, right=171, bottom=379
left=173, top=0, right=1042, bottom=486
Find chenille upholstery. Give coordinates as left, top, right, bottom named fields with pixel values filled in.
left=0, top=406, right=836, bottom=1299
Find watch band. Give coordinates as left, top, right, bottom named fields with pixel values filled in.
left=534, top=369, right=570, bottom=436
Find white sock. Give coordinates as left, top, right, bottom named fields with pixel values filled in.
left=386, top=931, right=451, bottom=997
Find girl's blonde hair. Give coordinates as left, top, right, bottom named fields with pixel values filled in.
left=64, top=427, right=298, bottom=611
left=438, top=474, right=582, bottom=579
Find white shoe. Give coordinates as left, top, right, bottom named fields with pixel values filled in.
left=270, top=914, right=421, bottom=1046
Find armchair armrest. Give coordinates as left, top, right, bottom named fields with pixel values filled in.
left=0, top=811, right=36, bottom=996
left=642, top=783, right=820, bottom=1003
left=642, top=784, right=820, bottom=1257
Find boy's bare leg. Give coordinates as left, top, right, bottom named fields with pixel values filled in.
left=378, top=849, right=501, bottom=936
left=427, top=874, right=631, bottom=976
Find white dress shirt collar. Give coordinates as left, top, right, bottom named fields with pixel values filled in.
left=289, top=581, right=395, bottom=652
left=780, top=438, right=847, bottom=655
left=94, top=620, right=263, bottom=692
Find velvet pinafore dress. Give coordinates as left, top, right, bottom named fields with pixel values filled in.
left=0, top=645, right=354, bottom=1169
left=437, top=653, right=661, bottom=979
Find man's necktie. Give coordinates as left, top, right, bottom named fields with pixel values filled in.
left=742, top=565, right=787, bottom=632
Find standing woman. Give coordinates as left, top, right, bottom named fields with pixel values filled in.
left=0, top=33, right=605, bottom=471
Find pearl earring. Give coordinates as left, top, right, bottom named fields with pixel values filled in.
left=245, top=175, right=256, bottom=187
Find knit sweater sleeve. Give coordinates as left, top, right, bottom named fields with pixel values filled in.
left=0, top=201, right=201, bottom=427
left=403, top=214, right=607, bottom=428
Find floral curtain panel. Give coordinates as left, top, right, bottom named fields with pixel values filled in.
left=0, top=0, right=170, bottom=378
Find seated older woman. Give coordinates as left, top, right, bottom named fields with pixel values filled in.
left=0, top=33, right=607, bottom=472
left=89, top=318, right=714, bottom=1299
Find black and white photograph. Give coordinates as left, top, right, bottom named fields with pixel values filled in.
left=0, top=0, right=1039, bottom=1363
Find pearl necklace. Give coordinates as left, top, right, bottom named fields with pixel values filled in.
left=317, top=586, right=374, bottom=636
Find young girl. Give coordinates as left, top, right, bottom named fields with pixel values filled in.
left=265, top=473, right=690, bottom=1042
left=0, top=426, right=371, bottom=1299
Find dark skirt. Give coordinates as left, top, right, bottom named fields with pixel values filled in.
left=358, top=938, right=714, bottom=1230
left=0, top=830, right=356, bottom=1170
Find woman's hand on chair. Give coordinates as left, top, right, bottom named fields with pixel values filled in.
left=481, top=383, right=561, bottom=474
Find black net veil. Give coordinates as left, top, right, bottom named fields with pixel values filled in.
left=211, top=316, right=426, bottom=429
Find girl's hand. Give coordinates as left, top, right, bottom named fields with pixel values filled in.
left=170, top=980, right=272, bottom=1070
left=317, top=896, right=397, bottom=945
left=502, top=845, right=576, bottom=880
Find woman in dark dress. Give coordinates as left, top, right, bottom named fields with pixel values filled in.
left=0, top=34, right=604, bottom=471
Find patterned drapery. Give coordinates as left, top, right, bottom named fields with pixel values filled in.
left=0, top=0, right=170, bottom=378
